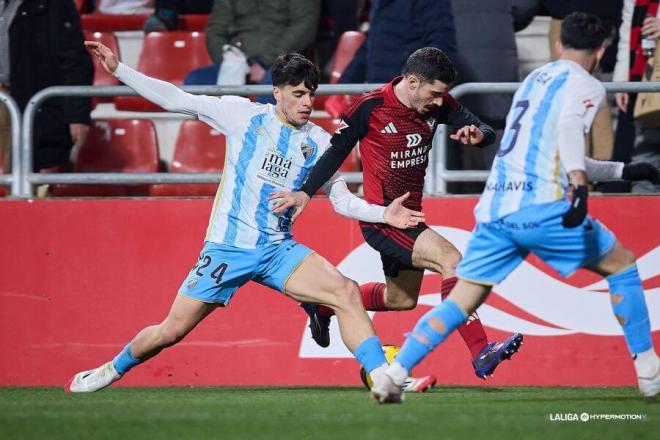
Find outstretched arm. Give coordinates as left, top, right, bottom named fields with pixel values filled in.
left=585, top=157, right=659, bottom=184
left=269, top=176, right=425, bottom=228
left=325, top=176, right=424, bottom=228
left=85, top=41, right=222, bottom=118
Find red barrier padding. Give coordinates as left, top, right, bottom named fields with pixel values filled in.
left=0, top=196, right=657, bottom=386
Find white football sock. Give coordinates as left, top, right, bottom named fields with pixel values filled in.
left=386, top=362, right=409, bottom=386
left=634, top=348, right=659, bottom=378
left=369, top=363, right=389, bottom=384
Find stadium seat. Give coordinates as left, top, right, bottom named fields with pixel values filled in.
left=114, top=32, right=212, bottom=112
left=310, top=117, right=338, bottom=137
left=321, top=31, right=366, bottom=116
left=84, top=31, right=121, bottom=107
left=330, top=31, right=366, bottom=83
left=74, top=0, right=87, bottom=13
left=80, top=14, right=150, bottom=31
left=314, top=31, right=365, bottom=111
left=149, top=120, right=226, bottom=196
left=81, top=14, right=208, bottom=32
left=49, top=119, right=159, bottom=197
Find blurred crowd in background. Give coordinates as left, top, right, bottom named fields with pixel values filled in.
left=0, top=0, right=658, bottom=196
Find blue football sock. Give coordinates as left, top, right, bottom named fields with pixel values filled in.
left=112, top=343, right=142, bottom=374
left=396, top=299, right=467, bottom=372
left=354, top=336, right=387, bottom=373
left=607, top=264, right=652, bottom=355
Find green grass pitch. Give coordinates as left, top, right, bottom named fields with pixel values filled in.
left=0, top=386, right=657, bottom=440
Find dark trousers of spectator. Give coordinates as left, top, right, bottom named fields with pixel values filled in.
left=156, top=0, right=213, bottom=14
left=602, top=94, right=638, bottom=193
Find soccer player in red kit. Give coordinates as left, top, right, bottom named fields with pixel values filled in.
left=271, top=47, right=523, bottom=381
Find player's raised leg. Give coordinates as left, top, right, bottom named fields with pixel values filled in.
left=411, top=228, right=523, bottom=378
left=284, top=252, right=388, bottom=379
left=66, top=294, right=218, bottom=392
left=588, top=241, right=659, bottom=397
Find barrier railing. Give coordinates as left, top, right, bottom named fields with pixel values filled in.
left=434, top=81, right=660, bottom=194
left=19, top=84, right=379, bottom=197
left=0, top=90, right=21, bottom=196
left=16, top=81, right=660, bottom=197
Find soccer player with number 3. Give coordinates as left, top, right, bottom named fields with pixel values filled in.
left=371, top=13, right=660, bottom=403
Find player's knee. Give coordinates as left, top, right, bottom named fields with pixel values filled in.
left=158, top=323, right=187, bottom=347
left=442, top=249, right=462, bottom=275
left=427, top=249, right=461, bottom=277
left=332, top=277, right=362, bottom=311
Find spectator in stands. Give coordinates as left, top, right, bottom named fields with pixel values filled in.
left=143, top=0, right=213, bottom=33
left=315, top=0, right=364, bottom=79
left=544, top=0, right=621, bottom=162
left=447, top=0, right=538, bottom=193
left=323, top=0, right=456, bottom=119
left=612, top=0, right=660, bottom=193
left=338, top=0, right=456, bottom=85
left=183, top=0, right=320, bottom=105
left=0, top=0, right=93, bottom=172
left=97, top=0, right=154, bottom=14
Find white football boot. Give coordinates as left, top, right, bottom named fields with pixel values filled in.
left=371, top=373, right=404, bottom=404
left=65, top=361, right=121, bottom=393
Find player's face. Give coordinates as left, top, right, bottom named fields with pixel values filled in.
left=273, top=82, right=315, bottom=128
left=410, top=78, right=450, bottom=115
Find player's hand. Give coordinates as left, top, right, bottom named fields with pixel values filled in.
left=615, top=92, right=629, bottom=113
left=642, top=15, right=660, bottom=39
left=84, top=41, right=119, bottom=74
left=622, top=162, right=660, bottom=184
left=450, top=125, right=484, bottom=145
left=562, top=185, right=588, bottom=228
left=269, top=191, right=310, bottom=223
left=383, top=192, right=425, bottom=229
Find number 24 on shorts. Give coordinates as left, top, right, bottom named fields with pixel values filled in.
left=194, top=254, right=229, bottom=285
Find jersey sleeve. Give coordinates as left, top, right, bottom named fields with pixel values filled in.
left=323, top=175, right=386, bottom=223
left=113, top=62, right=254, bottom=133
left=299, top=97, right=377, bottom=197
left=584, top=157, right=624, bottom=181
left=556, top=75, right=606, bottom=173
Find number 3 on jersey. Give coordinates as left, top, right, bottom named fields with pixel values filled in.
left=497, top=99, right=529, bottom=157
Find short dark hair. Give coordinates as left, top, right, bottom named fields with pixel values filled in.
left=402, top=47, right=456, bottom=85
left=271, top=53, right=319, bottom=91
left=560, top=12, right=610, bottom=52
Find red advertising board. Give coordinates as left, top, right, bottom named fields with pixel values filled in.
left=0, top=196, right=658, bottom=387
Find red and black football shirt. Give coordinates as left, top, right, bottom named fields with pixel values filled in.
left=301, top=76, right=495, bottom=215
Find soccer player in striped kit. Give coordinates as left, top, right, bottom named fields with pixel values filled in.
left=372, top=12, right=660, bottom=403
left=66, top=43, right=425, bottom=393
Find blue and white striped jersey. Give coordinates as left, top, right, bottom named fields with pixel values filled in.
left=114, top=63, right=386, bottom=248
left=200, top=97, right=330, bottom=247
left=474, top=60, right=605, bottom=223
